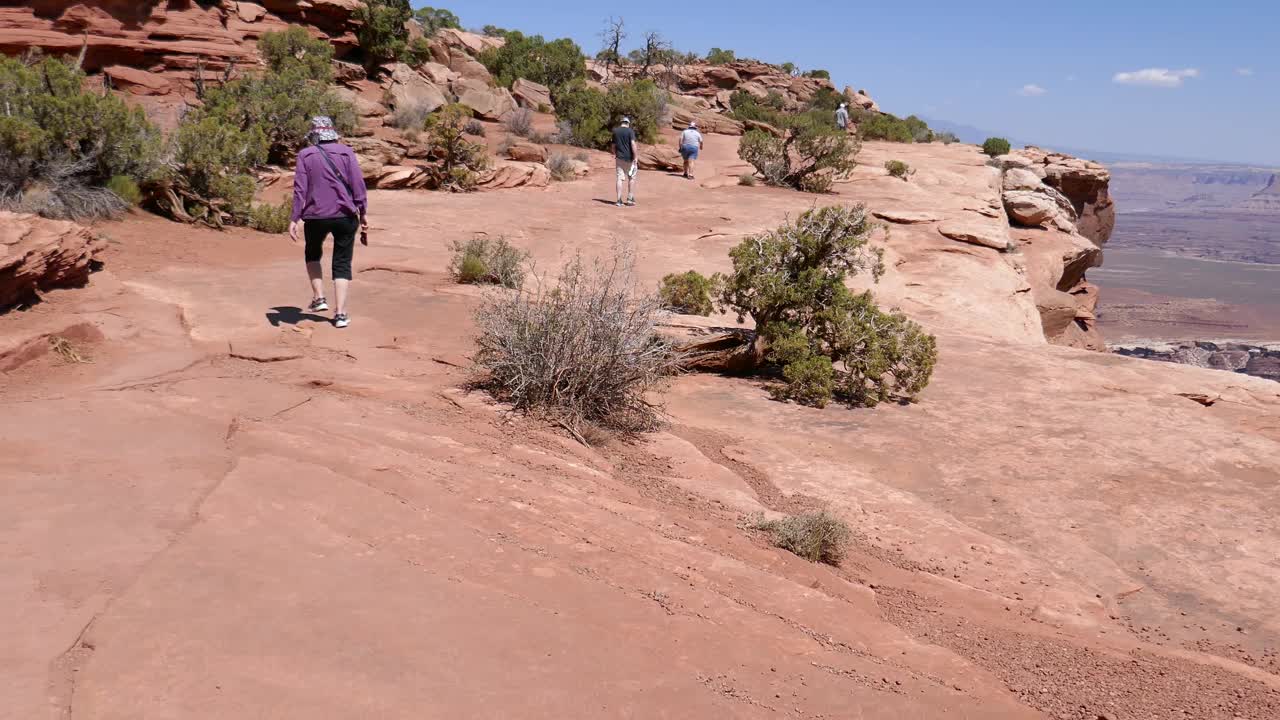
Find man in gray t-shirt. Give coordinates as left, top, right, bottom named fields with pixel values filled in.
left=679, top=121, right=704, bottom=180
left=836, top=103, right=850, bottom=131
left=610, top=117, right=638, bottom=207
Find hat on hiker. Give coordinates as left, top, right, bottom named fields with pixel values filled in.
left=309, top=116, right=340, bottom=143
left=621, top=116, right=632, bottom=126
left=688, top=120, right=698, bottom=129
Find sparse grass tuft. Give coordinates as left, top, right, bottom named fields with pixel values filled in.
left=504, top=108, right=534, bottom=138
left=752, top=511, right=850, bottom=565
left=49, top=335, right=90, bottom=364
left=739, top=173, right=757, bottom=186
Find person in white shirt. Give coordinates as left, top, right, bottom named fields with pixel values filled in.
left=836, top=103, right=850, bottom=131
left=679, top=121, right=704, bottom=180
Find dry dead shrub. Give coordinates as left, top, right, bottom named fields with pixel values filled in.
left=473, top=246, right=678, bottom=434
left=504, top=107, right=534, bottom=138
left=48, top=336, right=89, bottom=364
left=752, top=511, right=850, bottom=565
left=547, top=151, right=576, bottom=182
left=388, top=100, right=434, bottom=130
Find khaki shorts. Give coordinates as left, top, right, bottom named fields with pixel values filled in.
left=615, top=158, right=638, bottom=180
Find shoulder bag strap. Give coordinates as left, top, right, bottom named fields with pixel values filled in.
left=315, top=145, right=357, bottom=210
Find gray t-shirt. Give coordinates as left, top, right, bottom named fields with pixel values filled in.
left=612, top=126, right=637, bottom=162
left=836, top=108, right=850, bottom=127
left=680, top=128, right=703, bottom=149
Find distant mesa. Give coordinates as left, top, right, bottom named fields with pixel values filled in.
left=1237, top=173, right=1280, bottom=210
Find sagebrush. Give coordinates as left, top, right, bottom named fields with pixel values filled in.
left=449, top=235, right=527, bottom=288
left=983, top=137, right=1011, bottom=157
left=473, top=248, right=678, bottom=434
left=752, top=511, right=850, bottom=565
left=504, top=108, right=534, bottom=138
left=547, top=151, right=576, bottom=182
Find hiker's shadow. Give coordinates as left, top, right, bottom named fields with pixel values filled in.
left=266, top=306, right=329, bottom=327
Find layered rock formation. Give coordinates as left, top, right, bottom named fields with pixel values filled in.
left=1238, top=173, right=1280, bottom=211
left=1115, top=341, right=1280, bottom=383
left=0, top=212, right=106, bottom=309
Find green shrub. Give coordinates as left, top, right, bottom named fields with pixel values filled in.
left=257, top=25, right=333, bottom=82
left=805, top=69, right=831, bottom=79
left=934, top=131, right=960, bottom=145
left=405, top=37, right=435, bottom=66
left=706, top=48, right=736, bottom=65
left=884, top=160, right=912, bottom=180
left=718, top=205, right=937, bottom=408
left=249, top=201, right=291, bottom=234
left=554, top=79, right=666, bottom=149
left=780, top=62, right=797, bottom=75
left=423, top=103, right=489, bottom=191
left=480, top=31, right=585, bottom=92
left=859, top=113, right=933, bottom=143
left=413, top=6, right=460, bottom=35
left=739, top=173, right=757, bottom=186
left=106, top=175, right=142, bottom=206
left=983, top=137, right=1011, bottom=157
left=0, top=56, right=162, bottom=219
left=738, top=112, right=860, bottom=193
left=728, top=90, right=786, bottom=127
left=355, top=0, right=413, bottom=69
left=449, top=235, right=528, bottom=287
left=659, top=271, right=720, bottom=316
left=752, top=511, right=850, bottom=565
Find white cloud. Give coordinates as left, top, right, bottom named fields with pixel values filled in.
left=1019, top=83, right=1047, bottom=97
left=1112, top=68, right=1200, bottom=88
left=1065, top=74, right=1077, bottom=82
left=1236, top=67, right=1255, bottom=77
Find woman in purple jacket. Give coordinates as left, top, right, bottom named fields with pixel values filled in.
left=288, top=116, right=368, bottom=329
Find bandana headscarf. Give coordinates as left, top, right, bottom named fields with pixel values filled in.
left=309, top=116, right=339, bottom=143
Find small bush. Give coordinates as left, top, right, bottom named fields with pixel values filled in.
left=780, top=62, right=797, bottom=75
left=0, top=56, right=162, bottom=220
left=659, top=271, right=720, bottom=316
left=249, top=201, right=291, bottom=234
left=934, top=131, right=960, bottom=145
left=449, top=235, right=528, bottom=288
left=463, top=118, right=485, bottom=136
left=859, top=113, right=933, bottom=143
left=547, top=151, right=576, bottom=182
left=473, top=247, right=678, bottom=434
left=728, top=90, right=786, bottom=127
left=738, top=112, right=860, bottom=193
left=504, top=107, right=534, bottom=138
left=805, top=69, right=831, bottom=79
left=480, top=31, right=585, bottom=92
left=739, top=173, right=757, bottom=186
left=706, top=48, right=736, bottom=65
left=884, top=160, right=912, bottom=180
left=719, top=205, right=937, bottom=408
left=753, top=511, right=850, bottom=565
left=105, top=175, right=142, bottom=206
left=423, top=103, right=489, bottom=191
left=983, top=137, right=1011, bottom=157
left=258, top=25, right=333, bottom=82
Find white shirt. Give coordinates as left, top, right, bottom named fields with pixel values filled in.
left=680, top=128, right=703, bottom=148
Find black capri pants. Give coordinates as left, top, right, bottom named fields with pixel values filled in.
left=304, top=216, right=358, bottom=281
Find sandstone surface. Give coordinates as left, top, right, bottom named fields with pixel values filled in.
left=0, top=212, right=106, bottom=309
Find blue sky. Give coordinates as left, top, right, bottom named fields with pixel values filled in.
left=420, top=0, right=1280, bottom=166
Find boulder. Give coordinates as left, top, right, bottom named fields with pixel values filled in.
left=1010, top=147, right=1114, bottom=247
left=511, top=78, right=553, bottom=111
left=346, top=136, right=408, bottom=180
left=506, top=141, right=548, bottom=163
left=1003, top=191, right=1060, bottom=227
left=1001, top=169, right=1078, bottom=231
left=446, top=47, right=493, bottom=83
left=741, top=119, right=784, bottom=137
left=436, top=28, right=504, bottom=56
left=1003, top=168, right=1046, bottom=192
left=0, top=213, right=107, bottom=309
left=103, top=65, right=172, bottom=96
left=385, top=63, right=446, bottom=114
left=419, top=61, right=458, bottom=86
left=476, top=161, right=552, bottom=190
left=333, top=87, right=388, bottom=118
left=454, top=77, right=517, bottom=121
left=938, top=221, right=1012, bottom=251
left=637, top=144, right=683, bottom=172
left=371, top=165, right=421, bottom=190
left=669, top=106, right=743, bottom=136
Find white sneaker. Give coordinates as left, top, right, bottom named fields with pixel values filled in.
left=308, top=297, right=329, bottom=312
left=334, top=314, right=349, bottom=329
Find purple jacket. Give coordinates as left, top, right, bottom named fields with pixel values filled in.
left=291, top=143, right=368, bottom=222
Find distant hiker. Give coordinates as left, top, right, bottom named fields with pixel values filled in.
left=611, top=116, right=639, bottom=207
left=289, top=116, right=368, bottom=329
left=836, top=103, right=850, bottom=131
left=679, top=121, right=704, bottom=180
